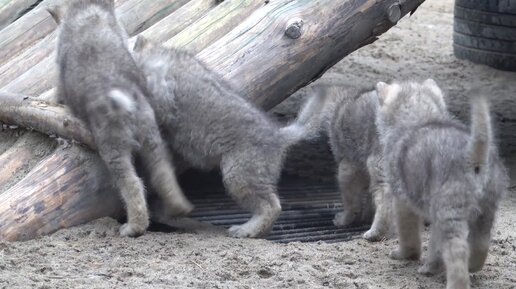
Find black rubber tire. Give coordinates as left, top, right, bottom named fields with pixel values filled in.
left=455, top=5, right=516, bottom=26
left=454, top=32, right=516, bottom=53
left=455, top=0, right=516, bottom=14
left=454, top=1, right=516, bottom=71
left=454, top=18, right=516, bottom=41
left=454, top=44, right=516, bottom=71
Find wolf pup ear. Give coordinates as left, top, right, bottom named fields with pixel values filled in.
left=133, top=35, right=150, bottom=52
left=376, top=82, right=389, bottom=105
left=423, top=78, right=438, bottom=87
left=46, top=5, right=64, bottom=24
left=423, top=78, right=445, bottom=101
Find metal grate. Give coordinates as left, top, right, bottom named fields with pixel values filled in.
left=181, top=183, right=368, bottom=243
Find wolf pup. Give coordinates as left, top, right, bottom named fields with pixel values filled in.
left=132, top=36, right=324, bottom=238
left=298, top=85, right=394, bottom=241
left=48, top=0, right=193, bottom=237
left=375, top=79, right=508, bottom=289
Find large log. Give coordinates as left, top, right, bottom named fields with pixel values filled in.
left=0, top=0, right=425, bottom=240
left=0, top=132, right=56, bottom=192
left=0, top=0, right=131, bottom=66
left=164, top=0, right=264, bottom=54
left=140, top=0, right=219, bottom=43
left=0, top=146, right=121, bottom=241
left=116, top=0, right=191, bottom=35
left=0, top=1, right=56, bottom=65
left=199, top=0, right=423, bottom=109
left=0, top=92, right=94, bottom=148
left=0, top=0, right=40, bottom=31
left=0, top=0, right=190, bottom=95
left=0, top=31, right=56, bottom=89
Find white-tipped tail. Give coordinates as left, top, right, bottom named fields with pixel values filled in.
left=109, top=89, right=136, bottom=112
left=468, top=95, right=492, bottom=172
left=279, top=85, right=328, bottom=145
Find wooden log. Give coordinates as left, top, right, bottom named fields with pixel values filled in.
left=0, top=2, right=57, bottom=65
left=0, top=0, right=41, bottom=32
left=165, top=0, right=264, bottom=54
left=140, top=0, right=219, bottom=43
left=0, top=130, right=19, bottom=155
left=0, top=146, right=121, bottom=241
left=0, top=132, right=56, bottom=192
left=117, top=0, right=191, bottom=36
left=0, top=92, right=94, bottom=148
left=0, top=0, right=135, bottom=65
left=0, top=31, right=56, bottom=88
left=38, top=87, right=55, bottom=101
left=0, top=0, right=186, bottom=89
left=199, top=0, right=425, bottom=109
left=0, top=0, right=425, bottom=241
left=2, top=52, right=56, bottom=95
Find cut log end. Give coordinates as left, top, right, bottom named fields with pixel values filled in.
left=388, top=3, right=402, bottom=23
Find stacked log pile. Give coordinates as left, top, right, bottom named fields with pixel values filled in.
left=0, top=0, right=424, bottom=241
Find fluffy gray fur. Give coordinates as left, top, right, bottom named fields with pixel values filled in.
left=50, top=0, right=192, bottom=237
left=298, top=85, right=394, bottom=241
left=132, top=37, right=323, bottom=238
left=375, top=79, right=508, bottom=289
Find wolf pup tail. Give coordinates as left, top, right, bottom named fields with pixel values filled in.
left=468, top=95, right=492, bottom=174
left=109, top=89, right=136, bottom=113
left=279, top=84, right=328, bottom=146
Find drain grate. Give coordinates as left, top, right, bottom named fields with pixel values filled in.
left=184, top=185, right=369, bottom=243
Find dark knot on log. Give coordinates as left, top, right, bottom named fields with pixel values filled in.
left=285, top=18, right=304, bottom=39
left=387, top=3, right=402, bottom=23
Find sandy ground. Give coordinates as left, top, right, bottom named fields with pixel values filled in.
left=1, top=0, right=516, bottom=288
left=0, top=197, right=514, bottom=289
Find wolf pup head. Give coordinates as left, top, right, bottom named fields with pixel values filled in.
left=375, top=79, right=448, bottom=130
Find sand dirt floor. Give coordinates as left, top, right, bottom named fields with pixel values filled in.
left=1, top=0, right=516, bottom=288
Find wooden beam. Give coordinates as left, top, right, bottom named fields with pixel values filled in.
left=199, top=0, right=425, bottom=110
left=0, top=0, right=40, bottom=31
left=0, top=31, right=56, bottom=89
left=0, top=133, right=56, bottom=192
left=140, top=0, right=219, bottom=43
left=0, top=0, right=131, bottom=65
left=0, top=2, right=57, bottom=65
left=0, top=92, right=95, bottom=148
left=0, top=0, right=190, bottom=94
left=0, top=146, right=122, bottom=241
left=165, top=0, right=264, bottom=54
left=116, top=0, right=191, bottom=35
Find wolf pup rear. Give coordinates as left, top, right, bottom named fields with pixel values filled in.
left=49, top=0, right=192, bottom=237
left=376, top=79, right=508, bottom=289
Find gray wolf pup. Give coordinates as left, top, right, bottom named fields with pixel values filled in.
left=375, top=79, right=508, bottom=289
left=297, top=85, right=394, bottom=241
left=132, top=36, right=324, bottom=238
left=49, top=0, right=193, bottom=237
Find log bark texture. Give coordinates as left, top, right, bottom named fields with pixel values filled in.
left=0, top=92, right=94, bottom=148
left=0, top=0, right=189, bottom=95
left=0, top=0, right=425, bottom=241
left=199, top=0, right=424, bottom=109
left=0, top=132, right=56, bottom=192
left=164, top=0, right=265, bottom=54
left=0, top=0, right=42, bottom=35
left=140, top=0, right=219, bottom=44
left=0, top=147, right=121, bottom=241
